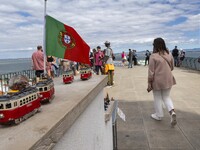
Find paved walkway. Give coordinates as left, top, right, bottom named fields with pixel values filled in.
left=104, top=66, right=200, bottom=150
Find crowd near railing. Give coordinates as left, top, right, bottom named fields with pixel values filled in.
left=0, top=57, right=199, bottom=94
left=181, top=57, right=200, bottom=71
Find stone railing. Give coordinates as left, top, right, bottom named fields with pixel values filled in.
left=181, top=57, right=200, bottom=71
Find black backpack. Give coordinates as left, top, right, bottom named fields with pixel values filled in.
left=172, top=49, right=179, bottom=57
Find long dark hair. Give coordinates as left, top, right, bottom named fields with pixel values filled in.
left=153, top=38, right=169, bottom=54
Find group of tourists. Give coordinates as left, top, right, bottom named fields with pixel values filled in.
left=121, top=49, right=138, bottom=67
left=32, top=46, right=76, bottom=81
left=172, top=46, right=186, bottom=67
left=89, top=41, right=115, bottom=85
left=32, top=41, right=115, bottom=86
left=90, top=44, right=114, bottom=75
left=120, top=45, right=186, bottom=69
left=32, top=38, right=179, bottom=127
left=31, top=46, right=80, bottom=81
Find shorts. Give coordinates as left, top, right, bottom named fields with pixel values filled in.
left=35, top=70, right=44, bottom=77
left=105, top=64, right=115, bottom=73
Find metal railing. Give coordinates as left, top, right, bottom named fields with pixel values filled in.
left=114, top=57, right=200, bottom=71
left=0, top=70, right=35, bottom=93
left=181, top=57, right=200, bottom=71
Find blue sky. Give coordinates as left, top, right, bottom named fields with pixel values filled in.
left=0, top=0, right=199, bottom=58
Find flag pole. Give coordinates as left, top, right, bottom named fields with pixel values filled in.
left=43, top=0, right=47, bottom=74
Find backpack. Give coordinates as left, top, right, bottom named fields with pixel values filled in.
left=172, top=49, right=179, bottom=57
left=146, top=52, right=151, bottom=57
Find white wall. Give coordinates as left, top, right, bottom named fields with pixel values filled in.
left=53, top=90, right=113, bottom=150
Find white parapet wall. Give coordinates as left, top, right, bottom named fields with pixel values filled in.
left=53, top=90, right=113, bottom=150
left=0, top=75, right=114, bottom=150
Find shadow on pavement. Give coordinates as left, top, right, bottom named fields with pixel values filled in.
left=116, top=100, right=200, bottom=150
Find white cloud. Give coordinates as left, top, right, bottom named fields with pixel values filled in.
left=0, top=0, right=199, bottom=57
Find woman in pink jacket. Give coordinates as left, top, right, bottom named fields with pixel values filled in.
left=95, top=46, right=104, bottom=75
left=147, top=37, right=177, bottom=127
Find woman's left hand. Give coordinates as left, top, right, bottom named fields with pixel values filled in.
left=147, top=84, right=152, bottom=92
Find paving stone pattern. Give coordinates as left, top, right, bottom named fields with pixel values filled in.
left=104, top=66, right=200, bottom=150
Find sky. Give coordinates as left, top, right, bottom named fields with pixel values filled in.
left=0, top=0, right=199, bottom=58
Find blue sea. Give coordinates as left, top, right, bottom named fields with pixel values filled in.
left=0, top=58, right=32, bottom=74
left=0, top=51, right=200, bottom=75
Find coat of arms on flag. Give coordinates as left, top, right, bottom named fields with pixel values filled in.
left=58, top=31, right=76, bottom=50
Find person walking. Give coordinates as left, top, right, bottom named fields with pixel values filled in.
left=147, top=37, right=177, bottom=127
left=128, top=49, right=133, bottom=68
left=92, top=48, right=97, bottom=73
left=32, top=45, right=44, bottom=82
left=132, top=50, right=138, bottom=66
left=172, top=46, right=179, bottom=67
left=121, top=51, right=126, bottom=66
left=145, top=50, right=151, bottom=66
left=179, top=50, right=185, bottom=66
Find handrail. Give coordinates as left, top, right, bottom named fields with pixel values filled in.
left=114, top=57, right=200, bottom=71
left=0, top=70, right=35, bottom=93
left=181, top=57, right=200, bottom=71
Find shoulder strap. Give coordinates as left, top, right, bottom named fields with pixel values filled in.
left=160, top=55, right=172, bottom=70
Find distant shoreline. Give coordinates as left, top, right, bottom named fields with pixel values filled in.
left=0, top=48, right=199, bottom=60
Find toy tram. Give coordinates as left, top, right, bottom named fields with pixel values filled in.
left=0, top=87, right=41, bottom=125
left=36, top=78, right=55, bottom=103
left=63, top=70, right=74, bottom=84
left=80, top=68, right=92, bottom=80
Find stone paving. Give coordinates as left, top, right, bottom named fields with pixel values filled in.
left=104, top=65, right=200, bottom=150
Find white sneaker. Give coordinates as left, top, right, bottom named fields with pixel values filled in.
left=171, top=111, right=177, bottom=127
left=151, top=113, right=162, bottom=121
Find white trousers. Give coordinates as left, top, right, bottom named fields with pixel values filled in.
left=153, top=88, right=174, bottom=117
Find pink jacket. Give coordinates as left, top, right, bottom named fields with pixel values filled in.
left=95, top=51, right=104, bottom=66
left=148, top=52, right=176, bottom=90
left=121, top=52, right=125, bottom=58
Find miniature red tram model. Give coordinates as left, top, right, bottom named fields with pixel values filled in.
left=36, top=78, right=55, bottom=103
left=0, top=87, right=41, bottom=125
left=63, top=70, right=74, bottom=84
left=80, top=68, right=92, bottom=80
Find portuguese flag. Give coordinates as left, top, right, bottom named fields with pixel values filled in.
left=45, top=15, right=90, bottom=64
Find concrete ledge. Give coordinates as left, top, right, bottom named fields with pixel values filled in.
left=0, top=75, right=107, bottom=150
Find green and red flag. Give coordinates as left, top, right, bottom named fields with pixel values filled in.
left=45, top=15, right=90, bottom=64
